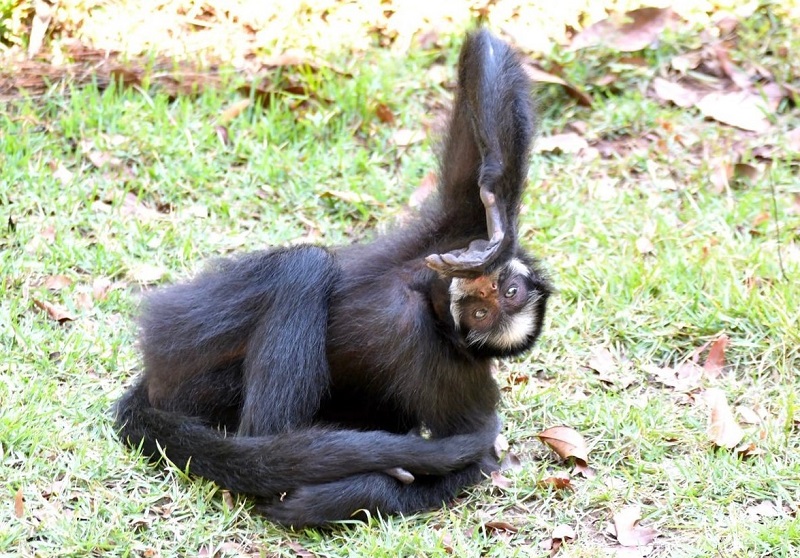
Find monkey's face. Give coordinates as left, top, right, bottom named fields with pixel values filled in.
left=448, top=257, right=550, bottom=358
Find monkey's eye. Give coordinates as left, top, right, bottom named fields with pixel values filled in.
left=473, top=308, right=488, bottom=320
left=504, top=286, right=518, bottom=298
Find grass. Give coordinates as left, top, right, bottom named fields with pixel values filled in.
left=2, top=5, right=799, bottom=558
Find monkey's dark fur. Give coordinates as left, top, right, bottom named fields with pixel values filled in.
left=115, top=29, right=551, bottom=527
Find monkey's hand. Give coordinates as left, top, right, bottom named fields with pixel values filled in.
left=384, top=467, right=415, bottom=484
left=425, top=187, right=505, bottom=277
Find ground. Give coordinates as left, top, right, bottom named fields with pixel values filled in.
left=1, top=1, right=798, bottom=557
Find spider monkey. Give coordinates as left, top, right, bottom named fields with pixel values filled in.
left=115, top=29, right=551, bottom=528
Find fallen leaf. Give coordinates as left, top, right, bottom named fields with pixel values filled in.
left=218, top=99, right=251, bottom=124
left=75, top=291, right=93, bottom=310
left=645, top=361, right=703, bottom=392
left=392, top=129, right=426, bottom=147
left=612, top=505, right=659, bottom=547
left=587, top=348, right=615, bottom=375
left=535, top=133, right=589, bottom=154
left=485, top=519, right=519, bottom=533
left=523, top=64, right=593, bottom=107
left=491, top=471, right=513, bottom=490
left=538, top=473, right=573, bottom=490
left=221, top=490, right=235, bottom=510
left=375, top=103, right=395, bottom=124
left=671, top=51, right=703, bottom=73
left=33, top=299, right=75, bottom=323
left=537, top=426, right=589, bottom=465
left=572, top=461, right=597, bottom=478
left=14, top=488, right=24, bottom=518
left=570, top=8, right=676, bottom=52
left=499, top=451, right=522, bottom=472
left=129, top=264, right=166, bottom=284
left=552, top=523, right=576, bottom=541
left=43, top=275, right=72, bottom=290
left=696, top=92, right=772, bottom=133
left=703, top=334, right=729, bottom=378
left=651, top=78, right=703, bottom=108
left=736, top=405, right=762, bottom=425
left=706, top=388, right=745, bottom=449
left=735, top=441, right=765, bottom=458
left=320, top=189, right=378, bottom=205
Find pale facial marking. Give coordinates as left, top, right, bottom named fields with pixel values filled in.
left=507, top=258, right=530, bottom=278
left=449, top=277, right=466, bottom=330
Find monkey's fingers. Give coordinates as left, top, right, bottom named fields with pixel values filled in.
left=384, top=467, right=415, bottom=484
left=425, top=236, right=504, bottom=277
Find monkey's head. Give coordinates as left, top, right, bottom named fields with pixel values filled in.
left=448, top=255, right=550, bottom=359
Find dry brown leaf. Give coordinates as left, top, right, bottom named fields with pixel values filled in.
left=320, top=189, right=378, bottom=205
left=736, top=405, right=762, bottom=425
left=538, top=473, right=573, bottom=491
left=221, top=490, right=235, bottom=510
left=523, top=64, right=593, bottom=107
left=122, top=193, right=160, bottom=221
left=218, top=99, right=251, bottom=125
left=552, top=523, right=576, bottom=541
left=33, top=299, right=75, bottom=323
left=696, top=92, right=772, bottom=133
left=93, top=277, right=113, bottom=300
left=645, top=361, right=703, bottom=392
left=570, top=8, right=676, bottom=52
left=392, top=129, right=426, bottom=147
left=14, top=488, right=24, bottom=518
left=587, top=347, right=615, bottom=376
left=491, top=471, right=513, bottom=490
left=43, top=275, right=72, bottom=290
left=735, top=441, right=765, bottom=458
left=500, top=451, right=522, bottom=473
left=651, top=78, right=703, bottom=108
left=75, top=291, right=93, bottom=311
left=375, top=103, right=395, bottom=124
left=538, top=426, right=589, bottom=464
left=129, top=263, right=166, bottom=284
left=706, top=388, right=745, bottom=449
left=703, top=334, right=729, bottom=378
left=535, top=133, right=589, bottom=154
left=485, top=519, right=519, bottom=533
left=612, top=505, right=659, bottom=547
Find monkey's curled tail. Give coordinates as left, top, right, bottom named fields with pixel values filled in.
left=114, top=380, right=498, bottom=498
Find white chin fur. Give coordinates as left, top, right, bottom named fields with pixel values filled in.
left=448, top=277, right=466, bottom=330
left=467, top=296, right=539, bottom=351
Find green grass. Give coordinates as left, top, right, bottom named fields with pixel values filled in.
left=2, top=9, right=800, bottom=558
